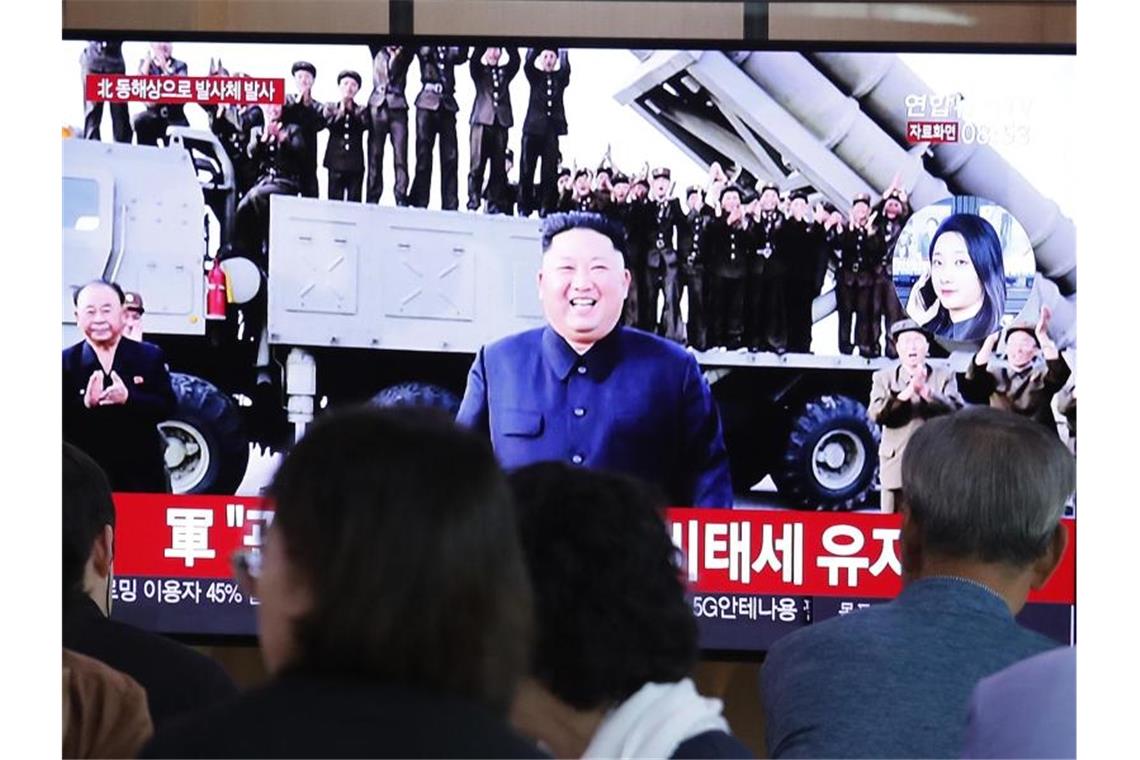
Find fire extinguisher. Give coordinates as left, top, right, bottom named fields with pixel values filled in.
left=206, top=260, right=228, bottom=320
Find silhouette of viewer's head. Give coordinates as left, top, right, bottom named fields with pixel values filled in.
left=62, top=443, right=116, bottom=614
left=899, top=407, right=1074, bottom=612
left=258, top=407, right=532, bottom=713
left=507, top=462, right=697, bottom=751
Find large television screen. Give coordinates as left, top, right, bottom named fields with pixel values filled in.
left=62, top=35, right=1077, bottom=651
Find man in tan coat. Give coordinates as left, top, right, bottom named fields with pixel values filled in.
left=959, top=306, right=1071, bottom=431
left=869, top=320, right=964, bottom=513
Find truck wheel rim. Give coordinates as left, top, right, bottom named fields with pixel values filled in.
left=811, top=430, right=865, bottom=492
left=160, top=421, right=212, bottom=494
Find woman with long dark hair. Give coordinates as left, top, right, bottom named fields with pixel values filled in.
left=907, top=213, right=1007, bottom=342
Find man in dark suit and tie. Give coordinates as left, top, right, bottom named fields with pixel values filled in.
left=467, top=46, right=520, bottom=213
left=366, top=44, right=414, bottom=205
left=456, top=212, right=733, bottom=508
left=322, top=70, right=369, bottom=202
left=62, top=281, right=176, bottom=494
left=410, top=45, right=470, bottom=210
left=518, top=48, right=570, bottom=218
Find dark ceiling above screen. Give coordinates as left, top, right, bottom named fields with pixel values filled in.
left=63, top=0, right=1075, bottom=47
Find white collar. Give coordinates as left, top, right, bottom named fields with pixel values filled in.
left=582, top=678, right=730, bottom=759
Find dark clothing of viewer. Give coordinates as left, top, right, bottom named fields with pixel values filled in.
left=141, top=670, right=543, bottom=758
left=63, top=594, right=237, bottom=728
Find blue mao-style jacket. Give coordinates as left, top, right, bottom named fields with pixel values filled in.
left=456, top=325, right=734, bottom=508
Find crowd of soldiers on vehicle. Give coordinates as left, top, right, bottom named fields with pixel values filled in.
left=79, top=41, right=921, bottom=358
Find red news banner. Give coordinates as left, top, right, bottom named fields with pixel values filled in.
left=113, top=495, right=1074, bottom=605
left=85, top=74, right=285, bottom=105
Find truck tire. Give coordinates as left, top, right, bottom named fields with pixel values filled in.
left=160, top=373, right=251, bottom=495
left=370, top=382, right=462, bottom=418
left=772, top=395, right=879, bottom=511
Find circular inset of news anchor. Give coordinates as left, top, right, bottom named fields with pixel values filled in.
left=892, top=195, right=1036, bottom=350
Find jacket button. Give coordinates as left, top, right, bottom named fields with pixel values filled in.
left=573, top=407, right=586, bottom=417
left=571, top=454, right=584, bottom=465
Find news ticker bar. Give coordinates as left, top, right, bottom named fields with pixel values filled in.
left=112, top=494, right=1075, bottom=604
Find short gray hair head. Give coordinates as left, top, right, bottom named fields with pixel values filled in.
left=901, top=406, right=1074, bottom=566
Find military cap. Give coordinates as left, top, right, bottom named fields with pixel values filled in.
left=759, top=182, right=780, bottom=196
left=884, top=188, right=906, bottom=203
left=291, top=61, right=317, bottom=77
left=789, top=189, right=809, bottom=203
left=633, top=175, right=650, bottom=189
left=889, top=318, right=930, bottom=341
left=595, top=164, right=613, bottom=178
left=686, top=184, right=704, bottom=197
left=337, top=69, right=362, bottom=87
left=1005, top=322, right=1041, bottom=346
left=557, top=166, right=571, bottom=179
left=123, top=291, right=145, bottom=314
left=720, top=183, right=744, bottom=200
left=852, top=192, right=872, bottom=207
left=612, top=172, right=630, bottom=185
left=651, top=166, right=671, bottom=180
left=573, top=167, right=592, bottom=180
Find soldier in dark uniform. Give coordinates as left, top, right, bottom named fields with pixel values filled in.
left=203, top=63, right=263, bottom=208
left=779, top=190, right=830, bottom=353
left=707, top=185, right=751, bottom=350
left=365, top=45, right=414, bottom=205
left=678, top=185, right=716, bottom=350
left=282, top=61, right=327, bottom=199
left=591, top=164, right=615, bottom=215
left=821, top=203, right=845, bottom=295
left=645, top=168, right=686, bottom=342
left=322, top=70, right=369, bottom=202
left=748, top=183, right=788, bottom=353
left=871, top=188, right=912, bottom=358
left=624, top=175, right=655, bottom=330
left=234, top=102, right=307, bottom=262
left=484, top=148, right=519, bottom=215
left=133, top=43, right=189, bottom=146
left=560, top=168, right=599, bottom=213
left=842, top=193, right=885, bottom=358
left=80, top=40, right=132, bottom=143
left=467, top=46, right=520, bottom=213
left=409, top=46, right=470, bottom=210
left=519, top=49, right=570, bottom=218
left=598, top=172, right=638, bottom=327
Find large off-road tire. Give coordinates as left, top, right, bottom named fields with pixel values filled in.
left=160, top=373, right=251, bottom=495
left=370, top=382, right=462, bottom=418
left=771, top=395, right=880, bottom=511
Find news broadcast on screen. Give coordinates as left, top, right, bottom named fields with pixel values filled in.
left=62, top=35, right=1076, bottom=652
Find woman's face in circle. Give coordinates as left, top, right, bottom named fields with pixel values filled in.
left=930, top=231, right=984, bottom=316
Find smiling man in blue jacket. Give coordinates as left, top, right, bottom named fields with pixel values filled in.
left=456, top=211, right=733, bottom=508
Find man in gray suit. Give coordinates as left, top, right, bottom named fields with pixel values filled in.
left=761, top=406, right=1073, bottom=759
